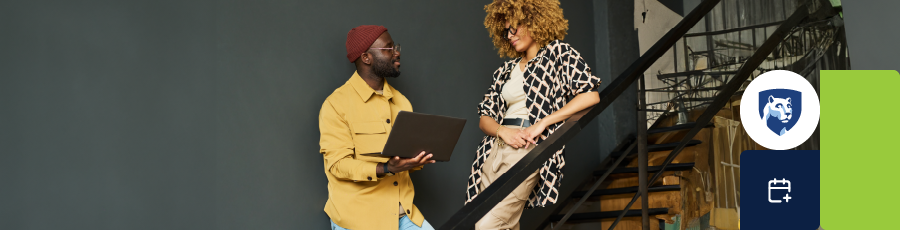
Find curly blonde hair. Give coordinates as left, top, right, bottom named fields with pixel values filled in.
left=484, top=0, right=569, bottom=58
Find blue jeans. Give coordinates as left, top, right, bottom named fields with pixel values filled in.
left=330, top=216, right=434, bottom=230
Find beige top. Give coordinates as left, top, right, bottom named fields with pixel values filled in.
left=501, top=63, right=529, bottom=120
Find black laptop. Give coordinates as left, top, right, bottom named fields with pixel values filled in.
left=364, top=111, right=466, bottom=162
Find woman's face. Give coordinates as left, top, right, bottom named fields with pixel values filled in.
left=504, top=21, right=533, bottom=53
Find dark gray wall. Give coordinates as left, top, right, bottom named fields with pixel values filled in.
left=1, top=0, right=598, bottom=229
left=592, top=0, right=620, bottom=159
left=606, top=0, right=641, bottom=149
left=842, top=0, right=900, bottom=71
left=0, top=1, right=217, bottom=229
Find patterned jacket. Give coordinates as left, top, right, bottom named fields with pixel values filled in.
left=466, top=40, right=602, bottom=208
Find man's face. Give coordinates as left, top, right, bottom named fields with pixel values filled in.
left=369, top=32, right=401, bottom=78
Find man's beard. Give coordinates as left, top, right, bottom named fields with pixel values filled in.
left=372, top=56, right=401, bottom=78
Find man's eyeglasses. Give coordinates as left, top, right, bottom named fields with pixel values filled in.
left=369, top=44, right=401, bottom=56
left=502, top=25, right=518, bottom=40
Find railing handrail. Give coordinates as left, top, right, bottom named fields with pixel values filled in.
left=437, top=0, right=724, bottom=229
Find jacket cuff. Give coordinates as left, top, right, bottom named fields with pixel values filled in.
left=354, top=161, right=380, bottom=182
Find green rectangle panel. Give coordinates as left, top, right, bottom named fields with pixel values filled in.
left=821, top=70, right=900, bottom=229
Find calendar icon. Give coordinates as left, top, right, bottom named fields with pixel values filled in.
left=768, top=178, right=792, bottom=203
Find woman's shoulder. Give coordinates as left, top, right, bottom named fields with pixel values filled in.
left=543, top=40, right=576, bottom=54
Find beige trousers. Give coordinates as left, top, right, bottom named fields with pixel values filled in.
left=476, top=126, right=540, bottom=230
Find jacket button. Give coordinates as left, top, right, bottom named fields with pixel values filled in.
left=386, top=119, right=390, bottom=124
left=406, top=209, right=410, bottom=214
left=393, top=181, right=398, bottom=186
left=367, top=176, right=372, bottom=181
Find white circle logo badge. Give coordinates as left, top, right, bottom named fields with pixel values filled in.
left=740, top=70, right=820, bottom=150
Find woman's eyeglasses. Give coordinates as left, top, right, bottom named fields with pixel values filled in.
left=502, top=25, right=518, bottom=40
left=369, top=44, right=401, bottom=56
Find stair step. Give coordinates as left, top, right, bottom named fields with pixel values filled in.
left=609, top=140, right=703, bottom=158
left=594, top=163, right=695, bottom=176
left=571, top=185, right=681, bottom=198
left=657, top=70, right=738, bottom=79
left=549, top=208, right=670, bottom=222
left=647, top=122, right=714, bottom=134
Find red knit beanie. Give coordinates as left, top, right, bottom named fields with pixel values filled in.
left=346, top=25, right=388, bottom=63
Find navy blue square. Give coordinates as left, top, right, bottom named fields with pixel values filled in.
left=741, top=150, right=819, bottom=230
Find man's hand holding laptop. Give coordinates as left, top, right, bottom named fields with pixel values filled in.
left=376, top=151, right=436, bottom=176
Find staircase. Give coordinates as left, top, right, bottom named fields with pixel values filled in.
left=537, top=121, right=710, bottom=230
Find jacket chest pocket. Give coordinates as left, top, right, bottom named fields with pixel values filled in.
left=350, top=121, right=389, bottom=159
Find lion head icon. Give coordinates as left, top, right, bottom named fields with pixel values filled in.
left=758, top=89, right=802, bottom=136
left=764, top=95, right=793, bottom=124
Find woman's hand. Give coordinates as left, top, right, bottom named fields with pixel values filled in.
left=518, top=121, right=548, bottom=148
left=514, top=92, right=601, bottom=148
left=498, top=126, right=528, bottom=149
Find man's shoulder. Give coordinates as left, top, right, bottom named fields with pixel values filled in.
left=322, top=80, right=355, bottom=109
left=326, top=79, right=356, bottom=99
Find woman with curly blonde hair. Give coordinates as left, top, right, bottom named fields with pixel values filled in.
left=464, top=0, right=602, bottom=229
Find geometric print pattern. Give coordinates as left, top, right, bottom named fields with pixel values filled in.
left=466, top=40, right=602, bottom=209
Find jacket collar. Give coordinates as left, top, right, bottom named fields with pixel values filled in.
left=349, top=71, right=394, bottom=102
left=510, top=44, right=550, bottom=73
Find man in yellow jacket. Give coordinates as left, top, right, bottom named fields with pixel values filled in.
left=319, top=25, right=436, bottom=230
